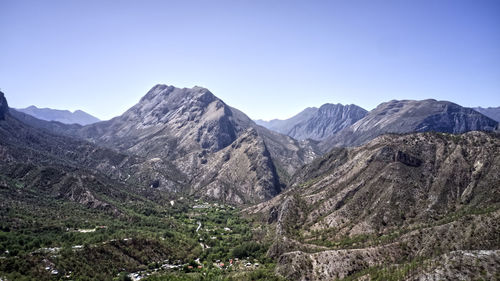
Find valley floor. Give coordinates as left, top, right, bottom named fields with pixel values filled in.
left=0, top=189, right=283, bottom=281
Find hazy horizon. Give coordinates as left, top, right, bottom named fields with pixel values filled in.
left=2, top=0, right=499, bottom=121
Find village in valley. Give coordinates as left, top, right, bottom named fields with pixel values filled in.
left=0, top=194, right=277, bottom=281
left=128, top=197, right=274, bottom=280
left=126, top=199, right=270, bottom=281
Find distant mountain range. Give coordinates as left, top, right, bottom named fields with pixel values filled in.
left=257, top=100, right=498, bottom=152
left=15, top=105, right=100, bottom=125
left=473, top=106, right=500, bottom=122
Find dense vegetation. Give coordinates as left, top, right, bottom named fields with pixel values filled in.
left=0, top=176, right=283, bottom=280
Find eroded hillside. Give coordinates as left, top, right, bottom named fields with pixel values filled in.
left=248, top=131, right=500, bottom=280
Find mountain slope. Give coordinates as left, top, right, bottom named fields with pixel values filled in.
left=9, top=109, right=83, bottom=136
left=0, top=91, right=187, bottom=212
left=247, top=131, right=500, bottom=280
left=474, top=106, right=500, bottom=122
left=190, top=128, right=282, bottom=204
left=6, top=86, right=317, bottom=203
left=320, top=99, right=498, bottom=151
left=15, top=106, right=100, bottom=125
left=0, top=91, right=285, bottom=281
left=255, top=107, right=319, bottom=135
left=256, top=104, right=367, bottom=141
left=69, top=85, right=317, bottom=203
left=287, top=104, right=368, bottom=141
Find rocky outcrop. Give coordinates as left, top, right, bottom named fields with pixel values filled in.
left=192, top=128, right=282, bottom=204
left=256, top=103, right=367, bottom=141
left=254, top=125, right=320, bottom=180
left=76, top=85, right=244, bottom=156
left=320, top=99, right=498, bottom=151
left=288, top=104, right=368, bottom=140
left=0, top=91, right=8, bottom=120
left=293, top=132, right=500, bottom=233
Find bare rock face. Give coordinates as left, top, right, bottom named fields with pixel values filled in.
left=256, top=103, right=367, bottom=141
left=248, top=131, right=500, bottom=280
left=192, top=128, right=282, bottom=204
left=320, top=99, right=499, bottom=151
left=78, top=85, right=244, bottom=157
left=288, top=104, right=368, bottom=141
left=254, top=125, right=321, bottom=180
left=0, top=91, right=8, bottom=120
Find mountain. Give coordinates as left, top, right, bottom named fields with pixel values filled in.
left=255, top=107, right=319, bottom=134
left=319, top=99, right=499, bottom=151
left=473, top=106, right=500, bottom=122
left=9, top=109, right=83, bottom=136
left=247, top=131, right=500, bottom=280
left=0, top=91, right=186, bottom=211
left=6, top=86, right=318, bottom=204
left=256, top=103, right=368, bottom=141
left=1, top=91, right=284, bottom=280
left=15, top=105, right=100, bottom=125
left=69, top=85, right=318, bottom=203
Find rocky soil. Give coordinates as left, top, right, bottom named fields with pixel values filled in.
left=247, top=131, right=500, bottom=280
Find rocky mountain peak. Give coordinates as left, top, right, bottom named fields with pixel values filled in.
left=317, top=103, right=341, bottom=115
left=288, top=103, right=368, bottom=140
left=65, top=84, right=319, bottom=204
left=257, top=103, right=367, bottom=141
left=121, top=85, right=226, bottom=130
left=76, top=84, right=252, bottom=160
left=321, top=99, right=499, bottom=150
left=0, top=91, right=9, bottom=120
left=138, top=84, right=171, bottom=100
left=317, top=103, right=367, bottom=118
left=137, top=84, right=216, bottom=107
left=318, top=103, right=342, bottom=109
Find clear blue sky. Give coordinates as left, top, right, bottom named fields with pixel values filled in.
left=1, top=0, right=499, bottom=120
